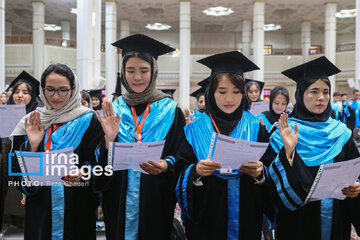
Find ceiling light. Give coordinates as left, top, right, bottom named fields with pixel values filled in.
left=336, top=9, right=356, bottom=18
left=44, top=24, right=61, bottom=31
left=203, top=6, right=234, bottom=16
left=145, top=23, right=171, bottom=31
left=264, top=24, right=282, bottom=31
left=70, top=8, right=78, bottom=14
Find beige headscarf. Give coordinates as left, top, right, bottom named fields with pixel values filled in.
left=121, top=55, right=169, bottom=106
left=10, top=68, right=93, bottom=137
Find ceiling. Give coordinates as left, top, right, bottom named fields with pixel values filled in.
left=4, top=0, right=356, bottom=38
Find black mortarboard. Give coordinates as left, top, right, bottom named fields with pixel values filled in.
left=198, top=76, right=210, bottom=87
left=197, top=51, right=259, bottom=77
left=9, top=71, right=40, bottom=96
left=160, top=89, right=176, bottom=97
left=190, top=87, right=206, bottom=100
left=245, top=79, right=265, bottom=93
left=281, top=56, right=341, bottom=85
left=87, top=89, right=104, bottom=100
left=111, top=34, right=175, bottom=60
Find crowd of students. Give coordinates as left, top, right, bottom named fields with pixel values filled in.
left=0, top=33, right=359, bottom=240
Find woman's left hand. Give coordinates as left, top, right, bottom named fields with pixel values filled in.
left=342, top=181, right=360, bottom=198
left=239, top=161, right=263, bottom=178
left=140, top=160, right=168, bottom=175
left=62, top=169, right=82, bottom=184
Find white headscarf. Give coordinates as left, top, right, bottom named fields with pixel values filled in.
left=11, top=68, right=94, bottom=137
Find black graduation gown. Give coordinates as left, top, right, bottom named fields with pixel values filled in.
left=175, top=122, right=272, bottom=240
left=344, top=104, right=357, bottom=131
left=94, top=103, right=186, bottom=240
left=11, top=114, right=103, bottom=240
left=262, top=139, right=360, bottom=240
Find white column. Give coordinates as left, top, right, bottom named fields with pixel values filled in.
left=120, top=19, right=130, bottom=39
left=324, top=2, right=337, bottom=93
left=355, top=0, right=360, bottom=89
left=179, top=0, right=191, bottom=110
left=242, top=19, right=251, bottom=58
left=0, top=0, right=5, bottom=92
left=105, top=0, right=117, bottom=101
left=60, top=20, right=70, bottom=40
left=253, top=0, right=265, bottom=82
left=32, top=0, right=45, bottom=80
left=301, top=21, right=311, bottom=62
left=77, top=0, right=93, bottom=89
left=93, top=0, right=102, bottom=88
left=5, top=20, right=11, bottom=36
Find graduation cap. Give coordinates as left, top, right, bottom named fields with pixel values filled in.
left=197, top=51, right=259, bottom=77
left=111, top=34, right=175, bottom=60
left=160, top=89, right=176, bottom=97
left=87, top=89, right=104, bottom=100
left=8, top=71, right=40, bottom=96
left=190, top=87, right=206, bottom=100
left=245, top=79, right=265, bottom=93
left=281, top=56, right=341, bottom=85
left=198, top=76, right=210, bottom=87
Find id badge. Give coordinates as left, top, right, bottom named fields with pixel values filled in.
left=220, top=168, right=232, bottom=174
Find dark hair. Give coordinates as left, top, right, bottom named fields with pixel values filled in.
left=271, top=86, right=289, bottom=105
left=333, top=91, right=340, bottom=97
left=123, top=52, right=153, bottom=68
left=41, top=63, right=75, bottom=89
left=81, top=91, right=90, bottom=104
left=12, top=81, right=33, bottom=96
left=353, top=89, right=359, bottom=94
left=341, top=93, right=347, bottom=97
left=246, top=81, right=260, bottom=94
left=212, top=73, right=245, bottom=94
left=306, top=78, right=331, bottom=90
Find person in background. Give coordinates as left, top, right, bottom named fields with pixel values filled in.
left=81, top=90, right=92, bottom=108
left=330, top=91, right=343, bottom=121
left=341, top=93, right=348, bottom=105
left=0, top=92, right=7, bottom=104
left=5, top=89, right=12, bottom=102
left=257, top=86, right=290, bottom=132
left=1, top=71, right=42, bottom=232
left=88, top=89, right=103, bottom=111
left=245, top=79, right=265, bottom=109
left=343, top=89, right=360, bottom=131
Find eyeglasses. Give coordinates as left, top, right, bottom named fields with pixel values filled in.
left=43, top=87, right=72, bottom=97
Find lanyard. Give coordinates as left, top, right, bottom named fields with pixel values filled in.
left=209, top=113, right=232, bottom=136
left=45, top=124, right=62, bottom=151
left=130, top=103, right=152, bottom=142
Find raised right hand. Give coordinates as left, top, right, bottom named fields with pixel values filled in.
left=183, top=108, right=192, bottom=125
left=279, top=113, right=298, bottom=158
left=97, top=101, right=121, bottom=147
left=25, top=111, right=45, bottom=152
left=196, top=159, right=222, bottom=177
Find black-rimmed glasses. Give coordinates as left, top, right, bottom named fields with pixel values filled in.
left=43, top=87, right=72, bottom=97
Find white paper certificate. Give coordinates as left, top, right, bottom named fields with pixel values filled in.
left=16, top=147, right=75, bottom=186
left=208, top=133, right=268, bottom=169
left=0, top=105, right=26, bottom=138
left=108, top=141, right=165, bottom=173
left=307, top=157, right=360, bottom=202
left=250, top=101, right=269, bottom=116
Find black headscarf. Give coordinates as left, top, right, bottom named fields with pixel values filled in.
left=263, top=86, right=289, bottom=125
left=205, top=74, right=248, bottom=135
left=290, top=78, right=332, bottom=122
left=7, top=80, right=43, bottom=113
